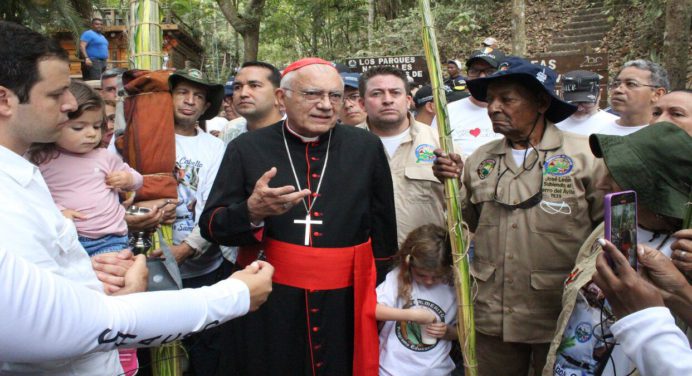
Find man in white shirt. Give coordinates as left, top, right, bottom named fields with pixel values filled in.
left=601, top=59, right=669, bottom=136
left=432, top=49, right=506, bottom=157
left=154, top=68, right=229, bottom=375
left=556, top=70, right=618, bottom=136
left=0, top=20, right=124, bottom=375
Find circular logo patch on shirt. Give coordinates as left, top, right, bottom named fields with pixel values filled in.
left=415, top=144, right=436, bottom=163
left=575, top=321, right=593, bottom=343
left=395, top=299, right=445, bottom=352
left=477, top=159, right=496, bottom=180
left=544, top=154, right=574, bottom=176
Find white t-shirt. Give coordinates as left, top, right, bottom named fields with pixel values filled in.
left=376, top=267, right=457, bottom=376
left=556, top=111, right=619, bottom=136
left=221, top=117, right=248, bottom=146
left=511, top=148, right=535, bottom=167
left=598, top=119, right=647, bottom=136
left=0, top=146, right=122, bottom=375
left=205, top=116, right=229, bottom=134
left=432, top=97, right=502, bottom=157
left=174, top=130, right=225, bottom=278
left=379, top=129, right=410, bottom=157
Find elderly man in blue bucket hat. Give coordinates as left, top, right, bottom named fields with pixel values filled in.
left=433, top=57, right=606, bottom=375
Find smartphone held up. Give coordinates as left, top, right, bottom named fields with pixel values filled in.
left=604, top=190, right=638, bottom=270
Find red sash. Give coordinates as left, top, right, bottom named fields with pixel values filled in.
left=264, top=237, right=379, bottom=376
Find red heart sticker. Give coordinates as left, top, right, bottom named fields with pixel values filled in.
left=470, top=128, right=481, bottom=137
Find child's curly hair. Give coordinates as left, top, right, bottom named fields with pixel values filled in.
left=394, top=224, right=453, bottom=303
left=27, top=80, right=104, bottom=165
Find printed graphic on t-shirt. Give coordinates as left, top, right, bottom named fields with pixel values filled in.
left=395, top=298, right=445, bottom=352
left=174, top=157, right=202, bottom=241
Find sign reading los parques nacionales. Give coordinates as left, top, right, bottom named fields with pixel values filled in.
left=529, top=53, right=609, bottom=107
left=344, top=55, right=429, bottom=85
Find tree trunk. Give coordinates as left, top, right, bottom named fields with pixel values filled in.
left=216, top=0, right=265, bottom=62
left=243, top=26, right=260, bottom=62
left=511, top=0, right=526, bottom=56
left=368, top=0, right=375, bottom=51
left=662, top=0, right=691, bottom=90
left=311, top=2, right=321, bottom=56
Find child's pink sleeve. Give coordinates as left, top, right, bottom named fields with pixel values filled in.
left=108, top=151, right=143, bottom=190
left=123, top=164, right=143, bottom=191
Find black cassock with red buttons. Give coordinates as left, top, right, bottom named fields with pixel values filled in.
left=200, top=120, right=398, bottom=376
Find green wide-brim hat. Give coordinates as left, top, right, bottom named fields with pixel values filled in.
left=589, top=122, right=692, bottom=219
left=168, top=68, right=224, bottom=121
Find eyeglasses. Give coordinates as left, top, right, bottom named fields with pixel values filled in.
left=283, top=88, right=344, bottom=104
left=493, top=152, right=545, bottom=210
left=344, top=93, right=360, bottom=103
left=608, top=79, right=659, bottom=91
left=467, top=67, right=497, bottom=78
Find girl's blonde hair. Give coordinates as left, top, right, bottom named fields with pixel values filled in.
left=394, top=224, right=453, bottom=303
left=27, top=80, right=104, bottom=165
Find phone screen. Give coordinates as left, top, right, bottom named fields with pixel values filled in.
left=605, top=191, right=638, bottom=269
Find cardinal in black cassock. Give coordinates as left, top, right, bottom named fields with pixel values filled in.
left=200, top=58, right=398, bottom=376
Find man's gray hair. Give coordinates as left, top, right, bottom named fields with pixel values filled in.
left=621, top=59, right=670, bottom=91
left=280, top=66, right=344, bottom=93
left=101, top=67, right=126, bottom=81
left=280, top=70, right=298, bottom=91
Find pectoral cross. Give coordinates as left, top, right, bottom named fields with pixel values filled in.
left=294, top=214, right=323, bottom=246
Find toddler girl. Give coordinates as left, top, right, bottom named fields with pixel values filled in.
left=28, top=80, right=142, bottom=257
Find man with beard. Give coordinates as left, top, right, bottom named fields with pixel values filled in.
left=433, top=58, right=605, bottom=375
left=200, top=58, right=397, bottom=376
left=556, top=70, right=617, bottom=136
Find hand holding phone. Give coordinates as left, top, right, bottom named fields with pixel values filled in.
left=604, top=190, right=638, bottom=270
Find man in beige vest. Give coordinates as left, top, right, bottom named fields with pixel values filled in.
left=357, top=66, right=445, bottom=246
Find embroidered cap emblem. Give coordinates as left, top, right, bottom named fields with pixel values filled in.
left=189, top=69, right=203, bottom=79
left=544, top=154, right=574, bottom=176
left=415, top=144, right=436, bottom=163
left=536, top=69, right=547, bottom=83
left=477, top=159, right=496, bottom=179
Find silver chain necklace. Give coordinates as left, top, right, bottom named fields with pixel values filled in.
left=282, top=123, right=332, bottom=245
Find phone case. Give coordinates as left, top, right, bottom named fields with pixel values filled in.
left=604, top=190, right=638, bottom=269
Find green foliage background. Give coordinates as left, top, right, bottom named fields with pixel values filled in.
left=2, top=0, right=677, bottom=83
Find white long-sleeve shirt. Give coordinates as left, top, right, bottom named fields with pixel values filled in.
left=0, top=246, right=249, bottom=363
left=611, top=307, right=692, bottom=376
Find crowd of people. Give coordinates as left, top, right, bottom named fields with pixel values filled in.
left=0, top=19, right=691, bottom=376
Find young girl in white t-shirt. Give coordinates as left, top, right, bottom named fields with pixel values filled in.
left=376, top=224, right=458, bottom=376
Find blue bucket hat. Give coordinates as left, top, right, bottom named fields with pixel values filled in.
left=340, top=72, right=360, bottom=89
left=467, top=57, right=577, bottom=123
